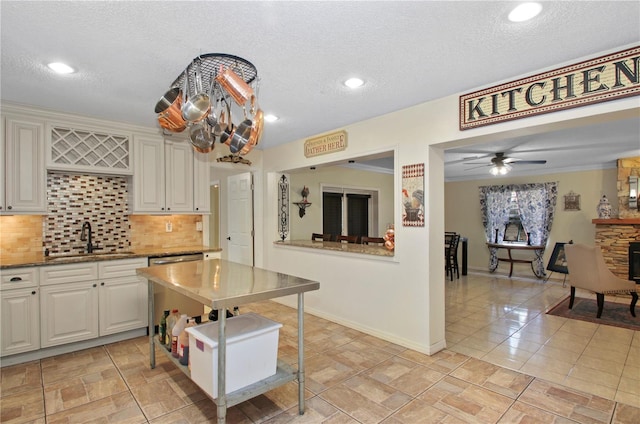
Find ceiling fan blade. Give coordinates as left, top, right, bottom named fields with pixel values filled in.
left=511, top=160, right=547, bottom=165
left=464, top=164, right=491, bottom=171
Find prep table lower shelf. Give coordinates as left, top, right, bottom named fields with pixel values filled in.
left=137, top=259, right=320, bottom=424
left=154, top=336, right=297, bottom=408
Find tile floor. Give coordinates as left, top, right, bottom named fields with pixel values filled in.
left=1, top=272, right=638, bottom=423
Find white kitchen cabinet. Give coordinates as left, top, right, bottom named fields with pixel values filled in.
left=98, top=258, right=148, bottom=335
left=132, top=136, right=195, bottom=213
left=193, top=150, right=211, bottom=213
left=39, top=259, right=148, bottom=348
left=40, top=280, right=99, bottom=348
left=1, top=115, right=46, bottom=213
left=165, top=140, right=194, bottom=212
left=132, top=135, right=166, bottom=212
left=0, top=267, right=40, bottom=356
left=46, top=122, right=132, bottom=175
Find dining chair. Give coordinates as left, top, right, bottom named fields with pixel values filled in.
left=445, top=233, right=460, bottom=281
left=312, top=233, right=332, bottom=241
left=361, top=236, right=385, bottom=245
left=336, top=235, right=358, bottom=243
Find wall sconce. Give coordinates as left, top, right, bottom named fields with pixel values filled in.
left=292, top=186, right=311, bottom=218
left=630, top=175, right=638, bottom=209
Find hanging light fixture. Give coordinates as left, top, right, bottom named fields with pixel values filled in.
left=154, top=54, right=263, bottom=156
left=490, top=163, right=512, bottom=175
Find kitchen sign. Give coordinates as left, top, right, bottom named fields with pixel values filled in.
left=304, top=130, right=347, bottom=158
left=460, top=46, right=640, bottom=130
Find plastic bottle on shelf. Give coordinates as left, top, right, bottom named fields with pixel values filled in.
left=166, top=309, right=179, bottom=350
left=171, top=314, right=188, bottom=358
left=159, top=310, right=170, bottom=345
left=179, top=317, right=196, bottom=366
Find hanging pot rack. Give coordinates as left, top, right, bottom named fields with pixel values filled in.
left=155, top=53, right=262, bottom=155
left=170, top=53, right=258, bottom=101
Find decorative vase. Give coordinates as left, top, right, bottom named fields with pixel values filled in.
left=596, top=195, right=612, bottom=219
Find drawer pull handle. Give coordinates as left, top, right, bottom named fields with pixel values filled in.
left=31, top=291, right=36, bottom=295
left=10, top=277, right=22, bottom=282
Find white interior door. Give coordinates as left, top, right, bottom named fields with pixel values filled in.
left=227, top=172, right=254, bottom=266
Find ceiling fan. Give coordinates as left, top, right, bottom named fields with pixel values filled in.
left=465, top=152, right=547, bottom=175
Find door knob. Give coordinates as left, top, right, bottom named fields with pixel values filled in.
left=227, top=236, right=231, bottom=240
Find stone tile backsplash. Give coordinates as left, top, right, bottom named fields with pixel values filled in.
left=45, top=172, right=130, bottom=255
left=0, top=173, right=204, bottom=260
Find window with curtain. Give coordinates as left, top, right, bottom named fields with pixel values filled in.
left=479, top=182, right=558, bottom=276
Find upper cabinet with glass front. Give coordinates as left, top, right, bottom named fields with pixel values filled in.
left=1, top=115, right=47, bottom=213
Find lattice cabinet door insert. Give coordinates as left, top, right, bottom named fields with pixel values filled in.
left=48, top=125, right=132, bottom=174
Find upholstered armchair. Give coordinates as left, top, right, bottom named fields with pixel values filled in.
left=564, top=244, right=639, bottom=318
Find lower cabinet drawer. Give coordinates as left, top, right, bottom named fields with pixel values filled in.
left=1, top=267, right=38, bottom=291
left=40, top=263, right=98, bottom=286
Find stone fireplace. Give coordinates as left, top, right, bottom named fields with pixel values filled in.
left=593, top=157, right=640, bottom=280
left=593, top=218, right=640, bottom=279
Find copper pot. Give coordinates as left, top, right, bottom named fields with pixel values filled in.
left=182, top=60, right=211, bottom=123
left=240, top=108, right=264, bottom=155
left=189, top=121, right=214, bottom=153
left=155, top=87, right=186, bottom=133
left=226, top=118, right=252, bottom=154
left=216, top=66, right=254, bottom=106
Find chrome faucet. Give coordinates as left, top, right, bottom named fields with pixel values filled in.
left=80, top=221, right=95, bottom=253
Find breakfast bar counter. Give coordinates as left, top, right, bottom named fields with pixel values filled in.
left=137, top=259, right=320, bottom=424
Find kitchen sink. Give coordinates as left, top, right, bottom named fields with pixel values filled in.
left=45, top=252, right=136, bottom=262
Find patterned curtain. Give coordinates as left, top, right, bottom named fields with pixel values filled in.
left=515, top=182, right=558, bottom=277
left=479, top=182, right=558, bottom=276
left=479, top=185, right=512, bottom=270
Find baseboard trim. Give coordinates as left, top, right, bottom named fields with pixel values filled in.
left=0, top=328, right=147, bottom=367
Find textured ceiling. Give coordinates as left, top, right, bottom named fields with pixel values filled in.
left=1, top=1, right=639, bottom=180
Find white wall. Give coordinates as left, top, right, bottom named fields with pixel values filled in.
left=259, top=53, right=639, bottom=354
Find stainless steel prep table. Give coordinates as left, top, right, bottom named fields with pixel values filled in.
left=136, top=259, right=320, bottom=424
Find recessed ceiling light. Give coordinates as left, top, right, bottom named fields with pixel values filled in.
left=47, top=62, right=75, bottom=74
left=264, top=114, right=279, bottom=123
left=508, top=2, right=542, bottom=22
left=344, top=77, right=364, bottom=89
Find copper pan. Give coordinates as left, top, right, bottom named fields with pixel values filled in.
left=216, top=66, right=254, bottom=106
left=181, top=60, right=211, bottom=123
left=155, top=87, right=186, bottom=133
left=189, top=121, right=215, bottom=153
left=240, top=108, right=263, bottom=155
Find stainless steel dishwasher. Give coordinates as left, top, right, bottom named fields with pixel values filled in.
left=149, top=253, right=204, bottom=325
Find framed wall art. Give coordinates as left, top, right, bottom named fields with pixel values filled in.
left=563, top=190, right=580, bottom=211
left=402, top=163, right=424, bottom=227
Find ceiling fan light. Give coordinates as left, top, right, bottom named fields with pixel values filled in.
left=490, top=166, right=500, bottom=176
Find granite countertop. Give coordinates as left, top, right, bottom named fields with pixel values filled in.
left=274, top=240, right=394, bottom=257
left=0, top=245, right=222, bottom=269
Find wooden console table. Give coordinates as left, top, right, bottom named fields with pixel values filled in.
left=137, top=259, right=320, bottom=424
left=486, top=242, right=546, bottom=278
